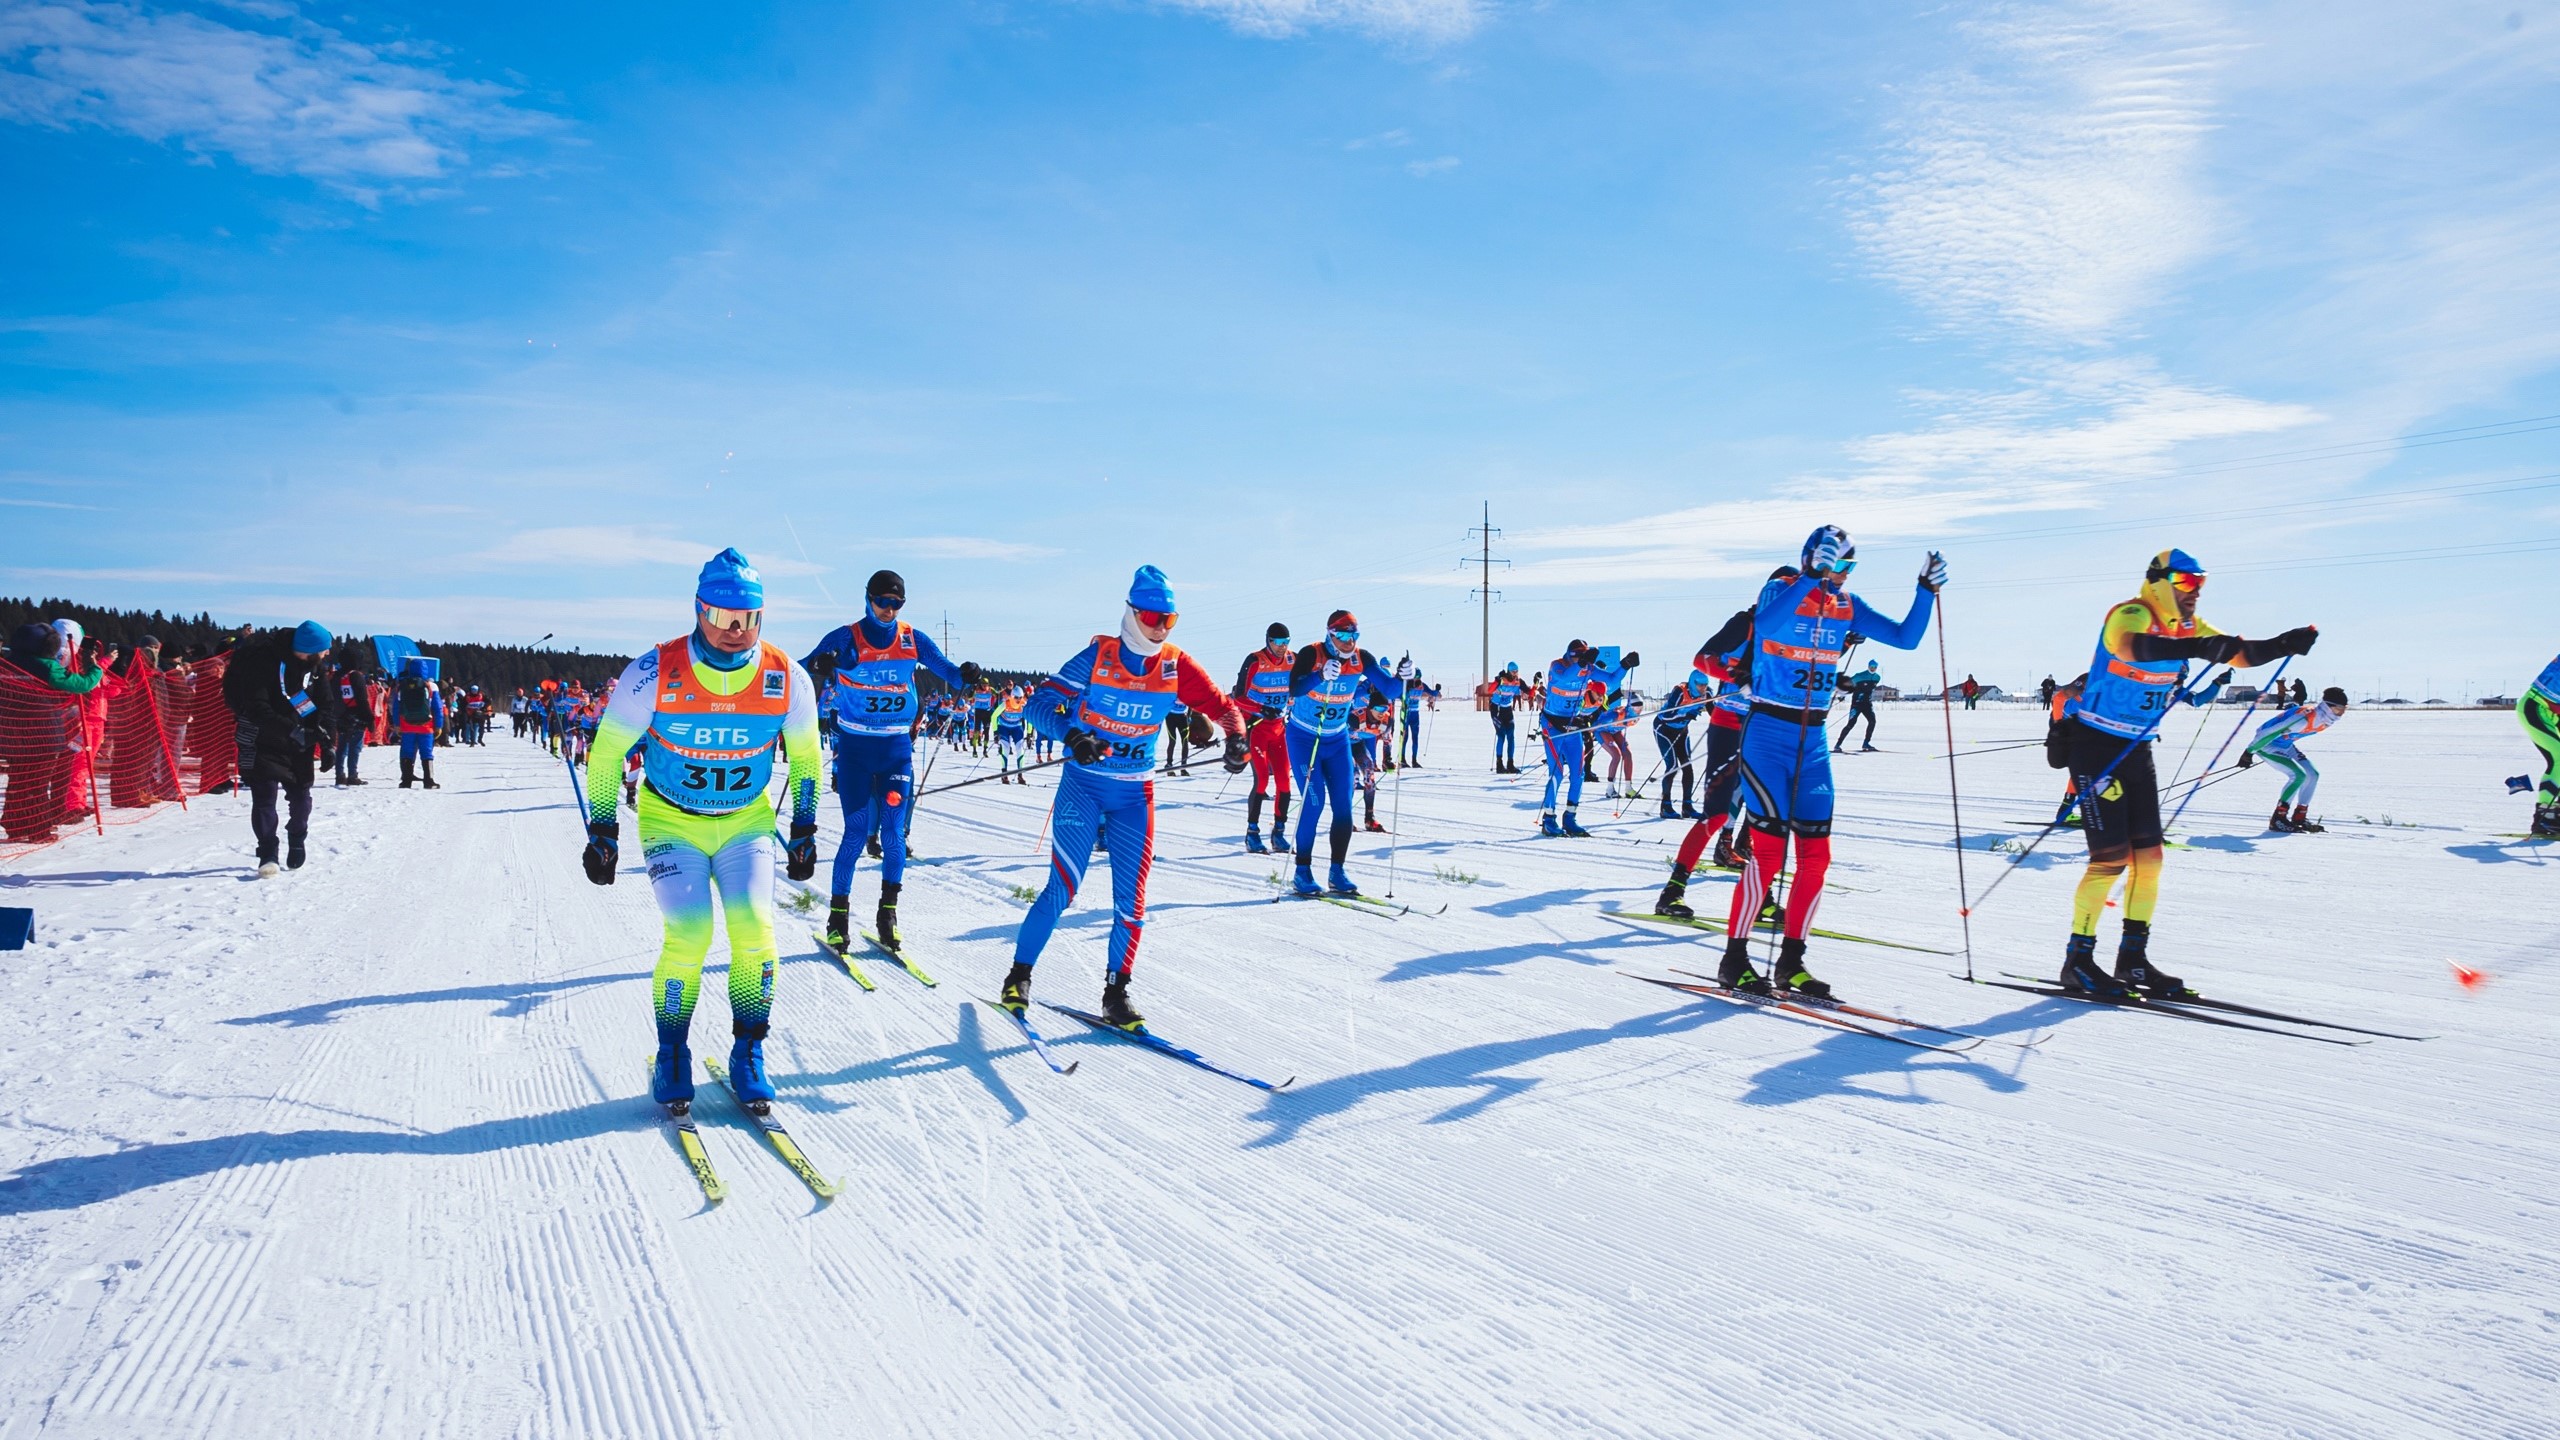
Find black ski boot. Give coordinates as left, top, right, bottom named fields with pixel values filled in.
left=2288, top=805, right=2323, bottom=834
left=2112, top=920, right=2187, bottom=998
left=421, top=760, right=439, bottom=790
left=2060, top=932, right=2129, bottom=998
left=1774, top=937, right=1831, bottom=1000
left=1716, top=937, right=1769, bottom=996
left=2535, top=805, right=2560, bottom=839
left=1100, top=975, right=1146, bottom=1030
left=999, top=962, right=1034, bottom=1012
left=824, top=894, right=850, bottom=953
left=1653, top=869, right=1695, bottom=919
left=875, top=882, right=901, bottom=953
left=399, top=758, right=415, bottom=789
left=1711, top=830, right=1741, bottom=870
left=2268, top=804, right=2294, bottom=833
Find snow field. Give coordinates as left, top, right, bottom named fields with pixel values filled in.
left=0, top=704, right=2553, bottom=1438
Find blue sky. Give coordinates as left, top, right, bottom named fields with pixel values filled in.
left=4, top=0, right=2557, bottom=699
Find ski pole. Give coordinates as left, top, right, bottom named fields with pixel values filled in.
left=1931, top=591, right=1976, bottom=981
left=1963, top=686, right=2192, bottom=916
left=2165, top=657, right=2292, bottom=832
left=1385, top=743, right=1406, bottom=898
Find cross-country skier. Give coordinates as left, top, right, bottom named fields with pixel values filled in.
left=1651, top=673, right=1711, bottom=819
left=995, top=684, right=1029, bottom=783
left=1833, top=660, right=1881, bottom=752
left=1233, top=622, right=1297, bottom=853
left=1536, top=641, right=1637, bottom=837
left=2056, top=549, right=2317, bottom=997
left=1283, top=610, right=1404, bottom=893
left=583, top=549, right=823, bottom=1111
left=1488, top=662, right=1525, bottom=773
left=1353, top=690, right=1392, bottom=832
left=1397, top=672, right=1440, bottom=767
left=1653, top=567, right=1797, bottom=920
left=1713, top=531, right=1941, bottom=999
left=998, top=567, right=1247, bottom=1026
left=798, top=569, right=983, bottom=955
left=2517, top=653, right=2560, bottom=838
left=2243, top=686, right=2348, bottom=832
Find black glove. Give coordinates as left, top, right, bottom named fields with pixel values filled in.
left=582, top=821, right=619, bottom=886
left=2263, top=625, right=2319, bottom=658
left=2215, top=669, right=2236, bottom=685
left=960, top=661, right=983, bottom=687
left=1186, top=712, right=1219, bottom=748
left=1619, top=651, right=1641, bottom=670
left=804, top=651, right=837, bottom=688
left=1067, top=730, right=1105, bottom=765
left=785, top=822, right=819, bottom=881
left=1222, top=732, right=1250, bottom=773
left=2238, top=751, right=2255, bottom=769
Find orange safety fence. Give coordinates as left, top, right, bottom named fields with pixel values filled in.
left=0, top=652, right=234, bottom=863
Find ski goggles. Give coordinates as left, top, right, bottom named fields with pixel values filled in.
left=868, top=593, right=906, bottom=612
left=1329, top=626, right=1359, bottom=643
left=1131, top=607, right=1177, bottom=629
left=697, top=602, right=762, bottom=630
left=2165, top=569, right=2206, bottom=593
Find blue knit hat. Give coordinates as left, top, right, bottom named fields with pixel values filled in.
left=292, top=621, right=332, bottom=653
left=1127, top=565, right=1175, bottom=612
left=697, top=547, right=764, bottom=609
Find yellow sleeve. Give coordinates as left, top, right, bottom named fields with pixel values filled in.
left=782, top=659, right=822, bottom=829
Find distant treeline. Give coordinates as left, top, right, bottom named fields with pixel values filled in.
left=0, top=596, right=1052, bottom=697
left=0, top=596, right=629, bottom=693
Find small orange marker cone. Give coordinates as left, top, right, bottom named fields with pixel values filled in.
left=2450, top=962, right=2489, bottom=991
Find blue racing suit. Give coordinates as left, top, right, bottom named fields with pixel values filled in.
left=800, top=617, right=967, bottom=895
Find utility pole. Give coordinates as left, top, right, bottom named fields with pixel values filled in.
left=1462, top=502, right=1509, bottom=697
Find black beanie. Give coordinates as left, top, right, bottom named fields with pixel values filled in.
left=2322, top=686, right=2348, bottom=705
left=867, top=569, right=906, bottom=601
left=1266, top=621, right=1290, bottom=641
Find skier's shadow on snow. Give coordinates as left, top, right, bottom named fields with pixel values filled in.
left=0, top=1103, right=643, bottom=1217
left=1240, top=1004, right=1730, bottom=1148
left=1380, top=925, right=1660, bottom=984
left=792, top=1004, right=1027, bottom=1125
left=220, top=970, right=653, bottom=1028
left=0, top=867, right=237, bottom=887
left=2446, top=841, right=2547, bottom=865
left=1477, top=886, right=1605, bottom=918
left=1734, top=1002, right=2052, bottom=1108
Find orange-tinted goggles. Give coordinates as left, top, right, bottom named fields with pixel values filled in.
left=1132, top=608, right=1177, bottom=628
left=2166, top=570, right=2206, bottom=593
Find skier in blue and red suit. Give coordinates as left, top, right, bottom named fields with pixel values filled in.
left=1232, top=621, right=1297, bottom=854
left=1536, top=640, right=1637, bottom=837
left=1283, top=609, right=1405, bottom=897
left=798, top=568, right=982, bottom=957
left=1000, top=566, right=1247, bottom=1028
left=1715, top=527, right=1943, bottom=1000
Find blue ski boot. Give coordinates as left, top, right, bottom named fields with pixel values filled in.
left=650, top=1031, right=695, bottom=1107
left=1540, top=812, right=1564, bottom=838
left=2059, top=933, right=2128, bottom=999
left=727, top=1021, right=775, bottom=1111
left=1326, top=865, right=1360, bottom=897
left=1291, top=864, right=1323, bottom=897
left=1560, top=810, right=1593, bottom=838
left=1244, top=828, right=1268, bottom=855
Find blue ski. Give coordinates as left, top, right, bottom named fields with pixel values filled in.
left=1039, top=1004, right=1295, bottom=1091
left=981, top=999, right=1079, bottom=1075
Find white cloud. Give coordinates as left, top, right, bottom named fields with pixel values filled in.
left=1344, top=127, right=1411, bottom=150
left=469, top=526, right=826, bottom=576
left=1847, top=0, right=2229, bottom=343
left=1404, top=155, right=1459, bottom=177
left=1152, top=0, right=1482, bottom=43
left=870, top=536, right=1063, bottom=562
left=0, top=1, right=549, bottom=196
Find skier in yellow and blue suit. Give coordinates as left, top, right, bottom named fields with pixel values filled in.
left=581, top=548, right=823, bottom=1110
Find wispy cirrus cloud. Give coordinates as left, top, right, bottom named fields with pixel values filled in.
left=1848, top=0, right=2231, bottom=344
left=870, top=536, right=1062, bottom=562
left=1151, top=0, right=1483, bottom=43
left=0, top=1, right=551, bottom=198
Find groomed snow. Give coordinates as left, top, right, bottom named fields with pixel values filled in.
left=1, top=703, right=2552, bottom=1438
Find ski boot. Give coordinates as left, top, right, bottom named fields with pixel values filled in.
left=2267, top=804, right=2295, bottom=833
left=1716, top=937, right=1769, bottom=997
left=1268, top=826, right=1288, bottom=853
left=399, top=761, right=414, bottom=789
left=1859, top=744, right=1878, bottom=754
left=1773, top=937, right=1831, bottom=1000
left=2535, top=805, right=2560, bottom=839
left=2112, top=920, right=2187, bottom=999
left=2059, top=933, right=2129, bottom=999
left=998, top=962, right=1034, bottom=1013
left=287, top=840, right=306, bottom=870
left=1681, top=801, right=1701, bottom=820
left=1659, top=798, right=1676, bottom=820
left=1291, top=864, right=1324, bottom=898
left=727, top=1021, right=774, bottom=1112
left=1100, top=976, right=1146, bottom=1031
left=422, top=760, right=439, bottom=789
left=2288, top=805, right=2323, bottom=833
left=1362, top=818, right=1387, bottom=834
left=1540, top=813, right=1564, bottom=838
left=1244, top=828, right=1268, bottom=855
left=1326, top=864, right=1360, bottom=897
left=1653, top=868, right=1695, bottom=919
left=824, top=895, right=850, bottom=954
left=875, top=882, right=901, bottom=952
left=1560, top=810, right=1592, bottom=838
left=1711, top=831, right=1741, bottom=870
left=651, top=1031, right=696, bottom=1107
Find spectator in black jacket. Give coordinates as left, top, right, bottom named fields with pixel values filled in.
left=221, top=621, right=337, bottom=876
left=330, top=662, right=371, bottom=786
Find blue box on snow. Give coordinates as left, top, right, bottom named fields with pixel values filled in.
left=0, top=907, right=32, bottom=951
